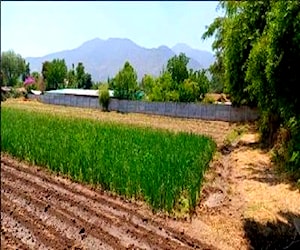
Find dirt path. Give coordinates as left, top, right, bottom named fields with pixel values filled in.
left=190, top=133, right=300, bottom=249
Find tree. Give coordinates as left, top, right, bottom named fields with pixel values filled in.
left=179, top=79, right=200, bottom=102
left=65, top=64, right=76, bottom=88
left=205, top=0, right=300, bottom=173
left=166, top=53, right=189, bottom=89
left=1, top=50, right=26, bottom=86
left=42, top=61, right=51, bottom=80
left=22, top=62, right=31, bottom=82
left=113, top=61, right=138, bottom=100
left=83, top=73, right=92, bottom=89
left=141, top=74, right=155, bottom=97
left=76, top=62, right=85, bottom=88
left=188, top=69, right=210, bottom=101
left=31, top=71, right=46, bottom=92
left=42, top=59, right=67, bottom=90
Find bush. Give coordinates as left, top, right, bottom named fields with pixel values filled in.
left=202, top=94, right=215, bottom=104
left=272, top=117, right=300, bottom=180
left=98, top=84, right=110, bottom=111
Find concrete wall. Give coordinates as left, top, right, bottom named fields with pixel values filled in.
left=29, top=94, right=259, bottom=122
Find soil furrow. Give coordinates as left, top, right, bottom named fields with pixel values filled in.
left=1, top=178, right=151, bottom=250
left=2, top=157, right=212, bottom=249
left=1, top=196, right=71, bottom=250
left=0, top=222, right=32, bottom=250
left=1, top=179, right=125, bottom=250
left=2, top=164, right=194, bottom=250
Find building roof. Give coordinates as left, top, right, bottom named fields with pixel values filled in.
left=45, top=88, right=114, bottom=97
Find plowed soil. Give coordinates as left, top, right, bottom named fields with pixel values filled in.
left=1, top=155, right=215, bottom=250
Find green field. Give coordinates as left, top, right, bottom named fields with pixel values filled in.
left=1, top=107, right=216, bottom=213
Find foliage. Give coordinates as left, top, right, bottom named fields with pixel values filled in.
left=24, top=76, right=37, bottom=96
left=32, top=71, right=46, bottom=92
left=166, top=53, right=189, bottom=89
left=202, top=16, right=226, bottom=94
left=98, top=83, right=110, bottom=111
left=179, top=79, right=200, bottom=103
left=208, top=59, right=225, bottom=93
left=42, top=59, right=67, bottom=90
left=22, top=62, right=31, bottom=82
left=140, top=74, right=155, bottom=98
left=64, top=62, right=93, bottom=89
left=83, top=73, right=93, bottom=89
left=1, top=50, right=26, bottom=86
left=187, top=69, right=210, bottom=101
left=144, top=54, right=209, bottom=102
left=1, top=107, right=216, bottom=214
left=76, top=62, right=85, bottom=88
left=113, top=61, right=138, bottom=100
left=204, top=1, right=300, bottom=174
left=147, top=71, right=177, bottom=102
left=91, top=81, right=102, bottom=90
left=202, top=95, right=216, bottom=104
left=66, top=64, right=77, bottom=88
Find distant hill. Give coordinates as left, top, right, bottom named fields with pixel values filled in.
left=26, top=38, right=215, bottom=82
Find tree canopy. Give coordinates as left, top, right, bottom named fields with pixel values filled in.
left=42, top=59, right=67, bottom=90
left=113, top=61, right=138, bottom=100
left=203, top=0, right=300, bottom=174
left=141, top=54, right=209, bottom=102
left=1, top=50, right=26, bottom=86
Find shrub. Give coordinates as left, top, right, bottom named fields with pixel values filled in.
left=98, top=84, right=110, bottom=111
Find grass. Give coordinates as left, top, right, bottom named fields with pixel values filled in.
left=1, top=106, right=216, bottom=214
left=2, top=98, right=236, bottom=146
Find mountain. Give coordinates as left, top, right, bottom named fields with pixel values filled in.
left=172, top=43, right=215, bottom=69
left=26, top=38, right=215, bottom=82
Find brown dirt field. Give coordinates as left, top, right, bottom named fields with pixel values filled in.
left=1, top=98, right=300, bottom=249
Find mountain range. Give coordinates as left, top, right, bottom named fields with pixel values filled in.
left=26, top=38, right=215, bottom=82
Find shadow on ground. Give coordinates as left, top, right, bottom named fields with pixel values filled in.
left=243, top=211, right=300, bottom=250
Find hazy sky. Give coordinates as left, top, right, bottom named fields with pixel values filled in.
left=1, top=1, right=223, bottom=58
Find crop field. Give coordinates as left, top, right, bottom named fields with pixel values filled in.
left=1, top=154, right=215, bottom=249
left=1, top=106, right=215, bottom=213
left=3, top=99, right=297, bottom=250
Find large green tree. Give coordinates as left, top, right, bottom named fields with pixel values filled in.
left=1, top=50, right=26, bottom=86
left=204, top=0, right=300, bottom=173
left=42, top=59, right=67, bottom=90
left=113, top=61, right=138, bottom=100
left=166, top=53, right=189, bottom=90
left=143, top=54, right=209, bottom=102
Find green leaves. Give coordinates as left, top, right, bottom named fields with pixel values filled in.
left=142, top=54, right=209, bottom=102
left=98, top=83, right=110, bottom=111
left=1, top=50, right=26, bottom=86
left=206, top=0, right=300, bottom=173
left=1, top=107, right=216, bottom=214
left=113, top=61, right=138, bottom=100
left=166, top=53, right=189, bottom=87
left=42, top=59, right=67, bottom=90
